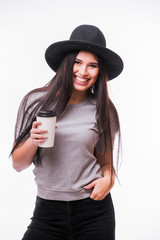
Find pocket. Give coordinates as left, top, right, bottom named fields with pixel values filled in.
left=36, top=196, right=48, bottom=208
left=89, top=197, right=105, bottom=203
left=89, top=193, right=111, bottom=203
left=33, top=196, right=52, bottom=219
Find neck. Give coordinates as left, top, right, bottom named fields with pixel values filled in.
left=69, top=90, right=88, bottom=104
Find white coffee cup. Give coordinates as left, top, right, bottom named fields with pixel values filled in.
left=36, top=110, right=57, bottom=148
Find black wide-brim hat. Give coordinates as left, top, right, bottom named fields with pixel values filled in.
left=45, top=25, right=124, bottom=80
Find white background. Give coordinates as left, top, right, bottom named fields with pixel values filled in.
left=0, top=0, right=160, bottom=239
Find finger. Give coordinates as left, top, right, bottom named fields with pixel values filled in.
left=32, top=121, right=41, bottom=128
left=90, top=192, right=104, bottom=201
left=30, top=134, right=47, bottom=146
left=30, top=128, right=47, bottom=134
left=90, top=193, right=97, bottom=200
left=31, top=139, right=45, bottom=146
left=32, top=139, right=46, bottom=144
left=30, top=133, right=47, bottom=140
left=84, top=180, right=96, bottom=190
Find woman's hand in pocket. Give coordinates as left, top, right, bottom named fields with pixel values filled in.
left=84, top=175, right=114, bottom=201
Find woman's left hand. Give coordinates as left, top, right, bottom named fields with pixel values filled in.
left=84, top=176, right=114, bottom=201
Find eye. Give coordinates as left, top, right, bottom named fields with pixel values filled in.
left=74, top=60, right=81, bottom=65
left=89, top=64, right=98, bottom=68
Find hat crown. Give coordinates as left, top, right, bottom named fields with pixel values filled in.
left=69, top=25, right=106, bottom=47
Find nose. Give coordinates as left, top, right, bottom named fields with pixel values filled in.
left=79, top=64, right=88, bottom=76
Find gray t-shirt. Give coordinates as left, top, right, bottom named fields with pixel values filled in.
left=15, top=92, right=111, bottom=201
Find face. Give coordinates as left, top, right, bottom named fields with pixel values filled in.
left=73, top=51, right=99, bottom=93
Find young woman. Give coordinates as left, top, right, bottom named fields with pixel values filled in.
left=11, top=24, right=123, bottom=240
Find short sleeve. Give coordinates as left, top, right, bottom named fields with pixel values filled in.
left=95, top=134, right=105, bottom=152
left=14, top=96, right=32, bottom=141
left=14, top=91, right=45, bottom=141
left=95, top=112, right=118, bottom=153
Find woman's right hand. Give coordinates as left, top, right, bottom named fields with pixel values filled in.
left=30, top=121, right=47, bottom=146
left=12, top=121, right=47, bottom=172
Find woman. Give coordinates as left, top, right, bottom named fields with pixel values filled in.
left=11, top=24, right=123, bottom=240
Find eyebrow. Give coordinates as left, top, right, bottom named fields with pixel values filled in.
left=76, top=58, right=99, bottom=65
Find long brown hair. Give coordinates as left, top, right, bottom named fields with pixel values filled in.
left=11, top=51, right=121, bottom=176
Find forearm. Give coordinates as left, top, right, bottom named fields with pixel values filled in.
left=12, top=137, right=38, bottom=172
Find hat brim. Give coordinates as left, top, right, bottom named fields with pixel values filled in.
left=45, top=40, right=124, bottom=80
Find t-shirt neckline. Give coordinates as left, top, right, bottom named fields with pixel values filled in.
left=67, top=98, right=89, bottom=108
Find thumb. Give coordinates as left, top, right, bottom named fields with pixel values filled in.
left=84, top=180, right=97, bottom=190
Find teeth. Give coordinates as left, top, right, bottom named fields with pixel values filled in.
left=76, top=76, right=88, bottom=82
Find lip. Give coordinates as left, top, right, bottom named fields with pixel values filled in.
left=74, top=75, right=90, bottom=85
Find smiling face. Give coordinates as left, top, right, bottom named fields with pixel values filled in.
left=72, top=51, right=99, bottom=94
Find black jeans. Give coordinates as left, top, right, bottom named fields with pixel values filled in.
left=22, top=193, right=115, bottom=240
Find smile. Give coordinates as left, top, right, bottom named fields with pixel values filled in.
left=74, top=75, right=90, bottom=85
